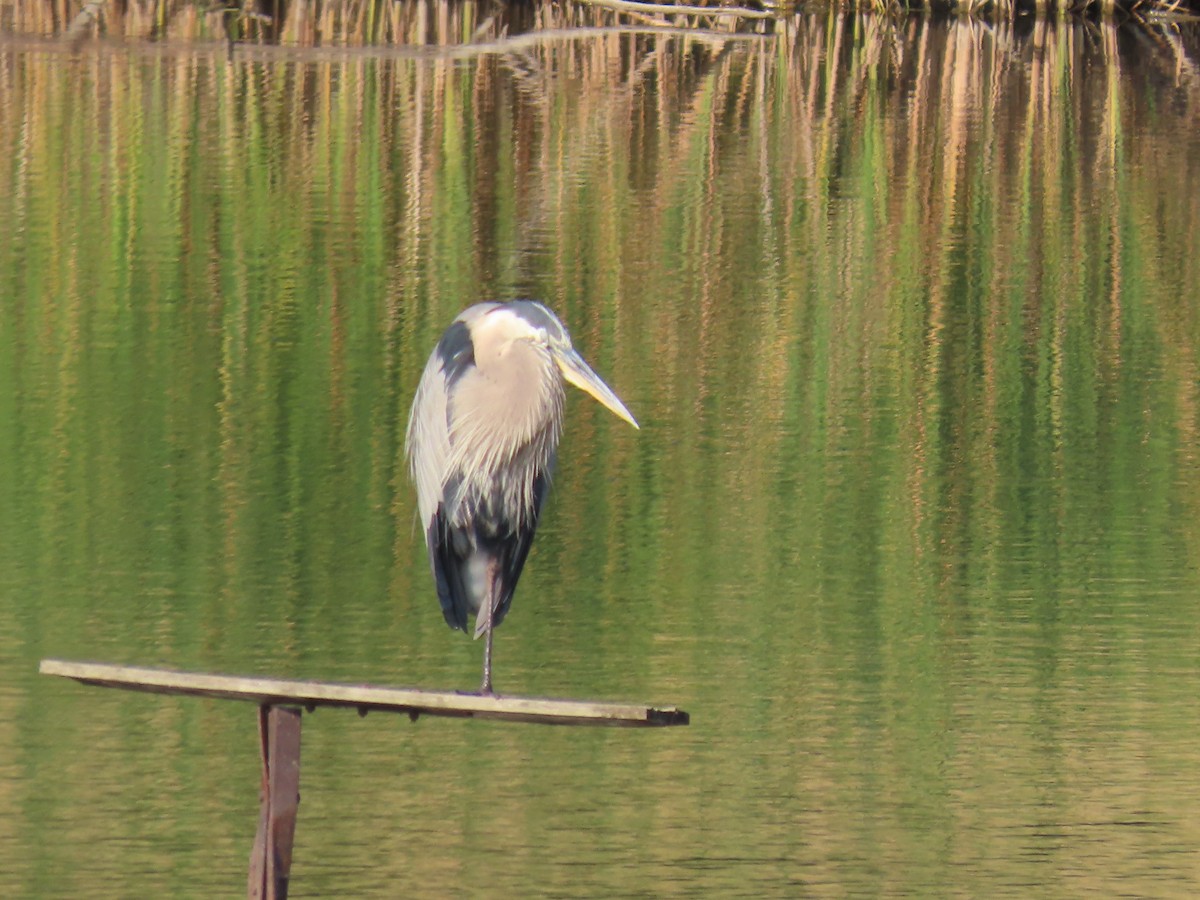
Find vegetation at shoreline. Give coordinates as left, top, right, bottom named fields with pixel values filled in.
left=4, top=0, right=1200, bottom=47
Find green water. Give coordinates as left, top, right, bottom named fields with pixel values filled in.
left=2, top=17, right=1199, bottom=898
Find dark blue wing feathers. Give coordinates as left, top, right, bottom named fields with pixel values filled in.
left=428, top=472, right=551, bottom=634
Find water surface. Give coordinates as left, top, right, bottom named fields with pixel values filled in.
left=2, top=17, right=1199, bottom=898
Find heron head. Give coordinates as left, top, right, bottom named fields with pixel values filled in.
left=480, top=301, right=640, bottom=430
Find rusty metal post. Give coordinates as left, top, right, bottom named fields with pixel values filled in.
left=248, top=705, right=302, bottom=900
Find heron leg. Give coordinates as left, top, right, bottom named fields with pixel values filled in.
left=481, top=621, right=494, bottom=694
left=480, top=558, right=499, bottom=695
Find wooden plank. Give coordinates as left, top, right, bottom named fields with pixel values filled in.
left=266, top=708, right=301, bottom=898
left=246, top=706, right=301, bottom=900
left=39, top=659, right=689, bottom=727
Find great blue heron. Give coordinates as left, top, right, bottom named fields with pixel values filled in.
left=406, top=301, right=639, bottom=694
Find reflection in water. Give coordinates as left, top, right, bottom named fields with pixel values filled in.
left=1, top=17, right=1199, bottom=898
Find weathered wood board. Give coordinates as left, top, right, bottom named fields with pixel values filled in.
left=39, top=659, right=689, bottom=727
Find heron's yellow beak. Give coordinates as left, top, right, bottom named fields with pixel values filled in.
left=557, top=349, right=640, bottom=429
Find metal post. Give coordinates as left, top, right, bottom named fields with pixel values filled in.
left=248, top=705, right=302, bottom=900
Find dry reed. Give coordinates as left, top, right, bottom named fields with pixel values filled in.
left=5, top=0, right=1200, bottom=45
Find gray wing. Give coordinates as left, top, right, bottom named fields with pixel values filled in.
left=406, top=343, right=452, bottom=532
left=405, top=303, right=498, bottom=529
left=407, top=304, right=505, bottom=631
